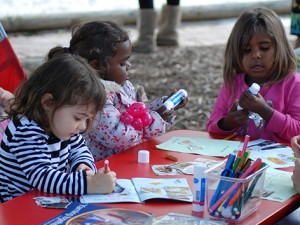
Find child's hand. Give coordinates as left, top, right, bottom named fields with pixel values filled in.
left=76, top=164, right=95, bottom=176
left=292, top=159, right=300, bottom=193
left=87, top=169, right=116, bottom=194
left=291, top=135, right=300, bottom=158
left=174, top=95, right=188, bottom=110
left=156, top=105, right=175, bottom=121
left=156, top=89, right=188, bottom=120
left=238, top=92, right=274, bottom=122
left=0, top=88, right=14, bottom=113
left=136, top=85, right=148, bottom=102
left=218, top=100, right=249, bottom=130
left=164, top=90, right=188, bottom=110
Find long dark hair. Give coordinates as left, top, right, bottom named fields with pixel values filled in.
left=223, top=7, right=296, bottom=95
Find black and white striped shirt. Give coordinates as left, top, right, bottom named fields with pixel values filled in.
left=0, top=115, right=96, bottom=203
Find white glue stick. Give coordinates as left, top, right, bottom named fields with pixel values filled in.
left=192, top=163, right=206, bottom=212
left=237, top=83, right=260, bottom=110
left=163, top=89, right=188, bottom=111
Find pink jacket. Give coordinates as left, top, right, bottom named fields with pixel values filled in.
left=83, top=80, right=175, bottom=161
left=206, top=73, right=300, bottom=142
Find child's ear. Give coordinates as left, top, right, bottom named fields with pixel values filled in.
left=41, top=93, right=54, bottom=111
left=90, top=59, right=100, bottom=70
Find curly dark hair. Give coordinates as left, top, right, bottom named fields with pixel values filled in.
left=48, top=21, right=130, bottom=79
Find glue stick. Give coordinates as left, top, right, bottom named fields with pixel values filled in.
left=237, top=83, right=260, bottom=110
left=163, top=89, right=188, bottom=111
left=192, top=163, right=206, bottom=212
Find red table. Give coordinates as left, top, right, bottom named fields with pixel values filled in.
left=0, top=130, right=298, bottom=225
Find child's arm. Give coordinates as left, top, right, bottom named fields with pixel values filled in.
left=76, top=163, right=95, bottom=176
left=68, top=135, right=97, bottom=173
left=292, top=159, right=300, bottom=194
left=206, top=83, right=248, bottom=133
left=87, top=97, right=168, bottom=156
left=238, top=91, right=274, bottom=122
left=10, top=128, right=97, bottom=196
left=217, top=100, right=249, bottom=130
left=238, top=75, right=300, bottom=141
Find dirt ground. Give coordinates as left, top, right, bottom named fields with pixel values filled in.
left=129, top=44, right=225, bottom=132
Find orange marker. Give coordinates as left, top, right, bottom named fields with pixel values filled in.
left=165, top=154, right=178, bottom=162
left=104, top=160, right=109, bottom=173
left=223, top=132, right=238, bottom=140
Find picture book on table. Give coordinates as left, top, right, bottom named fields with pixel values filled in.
left=42, top=202, right=153, bottom=225
left=80, top=178, right=193, bottom=204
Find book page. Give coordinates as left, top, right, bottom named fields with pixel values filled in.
left=80, top=179, right=141, bottom=203
left=131, top=178, right=193, bottom=203
left=262, top=168, right=297, bottom=202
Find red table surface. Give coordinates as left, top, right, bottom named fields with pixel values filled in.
left=0, top=130, right=298, bottom=225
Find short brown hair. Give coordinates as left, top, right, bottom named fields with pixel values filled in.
left=10, top=54, right=106, bottom=133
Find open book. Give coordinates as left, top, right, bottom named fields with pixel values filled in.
left=80, top=178, right=193, bottom=204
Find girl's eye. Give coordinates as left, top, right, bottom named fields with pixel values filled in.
left=74, top=116, right=81, bottom=121
left=243, top=48, right=251, bottom=53
left=260, top=46, right=270, bottom=51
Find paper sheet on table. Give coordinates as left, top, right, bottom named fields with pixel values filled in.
left=262, top=168, right=297, bottom=202
left=156, top=137, right=241, bottom=157
left=234, top=139, right=295, bottom=168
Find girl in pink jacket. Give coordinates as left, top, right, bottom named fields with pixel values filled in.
left=206, top=8, right=300, bottom=143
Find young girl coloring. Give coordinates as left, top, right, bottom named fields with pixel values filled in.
left=0, top=54, right=116, bottom=203
left=206, top=7, right=300, bottom=143
left=48, top=21, right=187, bottom=161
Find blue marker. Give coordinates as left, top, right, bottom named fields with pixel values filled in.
left=209, top=154, right=235, bottom=209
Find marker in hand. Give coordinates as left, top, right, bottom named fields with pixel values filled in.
left=104, top=160, right=109, bottom=173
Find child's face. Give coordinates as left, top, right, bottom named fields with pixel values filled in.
left=49, top=104, right=95, bottom=140
left=242, top=33, right=275, bottom=85
left=106, top=40, right=131, bottom=86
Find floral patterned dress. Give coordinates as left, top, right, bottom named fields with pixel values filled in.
left=83, top=79, right=175, bottom=161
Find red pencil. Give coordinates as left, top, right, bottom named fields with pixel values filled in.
left=104, top=160, right=109, bottom=173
